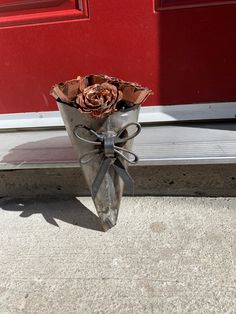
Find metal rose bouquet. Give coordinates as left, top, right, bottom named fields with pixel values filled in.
left=51, top=74, right=152, bottom=230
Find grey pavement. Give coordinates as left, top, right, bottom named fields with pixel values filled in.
left=0, top=196, right=236, bottom=313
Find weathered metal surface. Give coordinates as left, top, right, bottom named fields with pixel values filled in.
left=57, top=103, right=140, bottom=230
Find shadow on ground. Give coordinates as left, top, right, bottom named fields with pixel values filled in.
left=0, top=196, right=103, bottom=232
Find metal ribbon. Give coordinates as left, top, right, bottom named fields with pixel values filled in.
left=73, top=122, right=141, bottom=199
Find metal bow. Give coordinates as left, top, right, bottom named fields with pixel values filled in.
left=73, top=122, right=141, bottom=199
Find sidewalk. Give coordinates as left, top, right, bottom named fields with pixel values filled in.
left=0, top=196, right=235, bottom=313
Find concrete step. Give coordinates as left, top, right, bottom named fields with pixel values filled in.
left=1, top=122, right=236, bottom=170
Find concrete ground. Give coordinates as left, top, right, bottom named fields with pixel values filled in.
left=0, top=196, right=235, bottom=313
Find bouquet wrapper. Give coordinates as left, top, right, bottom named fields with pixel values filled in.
left=57, top=101, right=140, bottom=230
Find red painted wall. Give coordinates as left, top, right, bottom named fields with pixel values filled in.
left=0, top=0, right=236, bottom=114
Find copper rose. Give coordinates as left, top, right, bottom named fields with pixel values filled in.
left=76, top=82, right=122, bottom=119
left=51, top=79, right=80, bottom=104
left=51, top=74, right=153, bottom=119
left=77, top=74, right=153, bottom=105
left=80, top=74, right=153, bottom=105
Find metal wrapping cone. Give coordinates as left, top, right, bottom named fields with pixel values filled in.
left=51, top=74, right=153, bottom=230
left=57, top=102, right=140, bottom=230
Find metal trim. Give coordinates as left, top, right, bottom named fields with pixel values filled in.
left=0, top=102, right=235, bottom=130
left=1, top=156, right=236, bottom=170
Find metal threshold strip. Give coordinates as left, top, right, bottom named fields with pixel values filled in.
left=0, top=122, right=236, bottom=170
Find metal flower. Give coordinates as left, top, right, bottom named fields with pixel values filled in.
left=50, top=79, right=80, bottom=104
left=76, top=82, right=123, bottom=119
left=51, top=74, right=153, bottom=119
left=78, top=74, right=153, bottom=106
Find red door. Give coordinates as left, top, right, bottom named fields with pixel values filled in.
left=0, top=0, right=236, bottom=115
